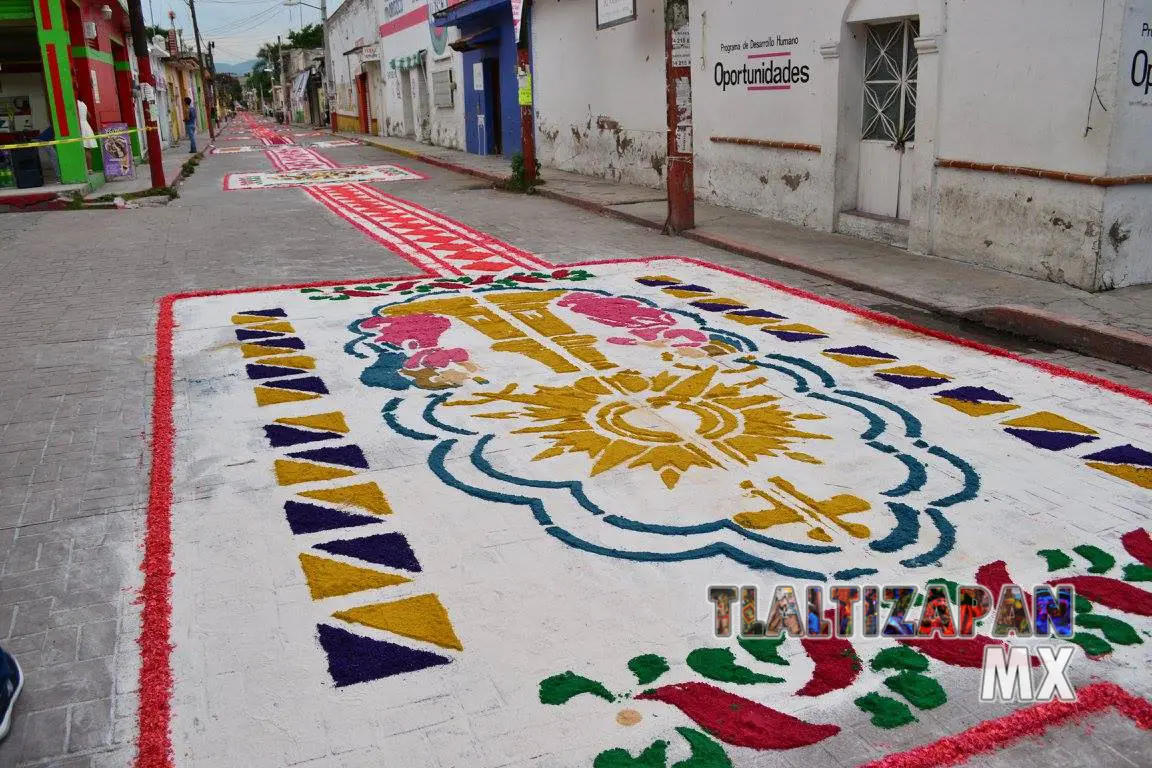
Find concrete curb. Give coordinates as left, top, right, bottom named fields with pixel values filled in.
left=348, top=134, right=1152, bottom=374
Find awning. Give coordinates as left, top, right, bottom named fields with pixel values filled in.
left=449, top=26, right=498, bottom=52
left=388, top=51, right=427, bottom=71
left=291, top=70, right=310, bottom=100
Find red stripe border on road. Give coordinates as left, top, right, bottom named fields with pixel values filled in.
left=861, top=681, right=1152, bottom=768
left=137, top=252, right=1152, bottom=765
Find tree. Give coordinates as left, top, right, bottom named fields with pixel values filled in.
left=143, top=24, right=169, bottom=42
left=215, top=73, right=243, bottom=105
left=287, top=23, right=322, bottom=50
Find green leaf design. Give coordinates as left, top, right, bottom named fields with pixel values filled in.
left=1073, top=545, right=1116, bottom=574
left=1038, top=548, right=1074, bottom=571
left=299, top=288, right=322, bottom=293
left=1123, top=564, right=1152, bottom=582
left=883, top=671, right=947, bottom=710
left=671, top=727, right=732, bottom=768
left=594, top=740, right=668, bottom=768
left=539, top=671, right=615, bottom=705
left=871, top=646, right=929, bottom=672
left=1067, top=631, right=1113, bottom=657
left=736, top=635, right=789, bottom=665
left=627, top=654, right=670, bottom=685
left=1075, top=595, right=1093, bottom=614
left=855, top=692, right=917, bottom=728
left=1076, top=614, right=1142, bottom=645
left=686, top=648, right=783, bottom=685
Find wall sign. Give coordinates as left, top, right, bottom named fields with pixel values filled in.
left=596, top=0, right=636, bottom=30
left=101, top=122, right=135, bottom=180
left=714, top=34, right=810, bottom=93
left=473, top=61, right=484, bottom=91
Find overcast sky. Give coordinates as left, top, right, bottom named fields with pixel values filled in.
left=156, top=0, right=333, bottom=65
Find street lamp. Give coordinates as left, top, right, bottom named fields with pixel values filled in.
left=282, top=0, right=330, bottom=127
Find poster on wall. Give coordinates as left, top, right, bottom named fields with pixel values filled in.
left=101, top=122, right=136, bottom=180
left=0, top=96, right=34, bottom=133
left=596, top=0, right=636, bottom=30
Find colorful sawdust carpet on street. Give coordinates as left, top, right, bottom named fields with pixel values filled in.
left=222, top=165, right=425, bottom=190
left=152, top=182, right=1152, bottom=765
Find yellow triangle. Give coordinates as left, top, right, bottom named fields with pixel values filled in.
left=935, top=398, right=1020, bottom=417
left=664, top=287, right=711, bottom=298
left=254, top=354, right=315, bottom=370
left=1002, top=411, right=1097, bottom=435
left=298, top=553, right=410, bottom=599
left=823, top=352, right=891, bottom=368
left=299, top=482, right=392, bottom=515
left=276, top=411, right=350, bottom=434
left=879, top=365, right=951, bottom=379
left=233, top=313, right=285, bottom=325
left=1086, top=462, right=1152, bottom=489
left=243, top=342, right=302, bottom=358
left=333, top=594, right=463, bottom=650
left=255, top=387, right=322, bottom=407
left=246, top=321, right=296, bottom=333
left=274, top=459, right=356, bottom=486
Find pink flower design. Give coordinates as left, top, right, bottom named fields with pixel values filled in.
left=361, top=313, right=451, bottom=349
left=405, top=347, right=470, bottom=370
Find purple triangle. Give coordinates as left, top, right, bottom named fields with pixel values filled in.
left=264, top=424, right=343, bottom=448
left=236, top=328, right=285, bottom=341
left=690, top=301, right=745, bottom=312
left=936, top=386, right=1012, bottom=403
left=672, top=284, right=713, bottom=294
left=264, top=376, right=329, bottom=394
left=247, top=363, right=307, bottom=380
left=825, top=345, right=898, bottom=360
left=1083, top=444, right=1152, bottom=468
left=315, top=532, right=421, bottom=571
left=317, top=624, right=451, bottom=686
left=876, top=373, right=950, bottom=389
left=636, top=277, right=681, bottom=287
left=728, top=308, right=786, bottom=321
left=240, top=308, right=287, bottom=318
left=766, top=330, right=827, bottom=342
left=1005, top=428, right=1099, bottom=451
left=284, top=500, right=379, bottom=534
left=250, top=337, right=306, bottom=350
left=288, top=444, right=368, bottom=468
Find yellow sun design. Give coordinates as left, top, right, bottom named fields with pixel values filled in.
left=451, top=366, right=830, bottom=488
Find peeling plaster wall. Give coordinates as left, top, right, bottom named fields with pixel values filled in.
left=694, top=142, right=823, bottom=226
left=931, top=170, right=1106, bottom=289
left=378, top=1, right=465, bottom=149
left=532, top=0, right=667, bottom=189
left=327, top=0, right=378, bottom=121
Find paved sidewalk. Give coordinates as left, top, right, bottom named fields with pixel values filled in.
left=86, top=126, right=219, bottom=200
left=336, top=131, right=1152, bottom=372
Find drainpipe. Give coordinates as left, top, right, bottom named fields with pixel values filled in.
left=663, top=0, right=693, bottom=232
left=517, top=1, right=536, bottom=184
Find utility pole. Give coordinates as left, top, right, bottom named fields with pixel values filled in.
left=663, top=0, right=694, bottom=232
left=516, top=0, right=535, bottom=184
left=278, top=35, right=287, bottom=123
left=186, top=0, right=216, bottom=140
left=319, top=0, right=330, bottom=127
left=126, top=0, right=165, bottom=187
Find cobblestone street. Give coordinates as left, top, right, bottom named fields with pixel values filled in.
left=0, top=120, right=1150, bottom=768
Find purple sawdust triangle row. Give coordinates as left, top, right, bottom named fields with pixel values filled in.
left=263, top=423, right=343, bottom=448
left=317, top=624, right=451, bottom=686
left=288, top=444, right=368, bottom=468
left=263, top=376, right=330, bottom=395
left=314, top=532, right=421, bottom=571
left=236, top=328, right=285, bottom=341
left=284, top=500, right=380, bottom=535
left=240, top=308, right=287, bottom=318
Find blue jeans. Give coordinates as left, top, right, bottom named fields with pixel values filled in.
left=186, top=124, right=197, bottom=153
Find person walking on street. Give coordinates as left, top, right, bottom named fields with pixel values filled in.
left=0, top=644, right=24, bottom=742
left=184, top=96, right=198, bottom=154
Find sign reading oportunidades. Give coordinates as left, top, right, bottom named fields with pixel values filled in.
left=715, top=34, right=810, bottom=92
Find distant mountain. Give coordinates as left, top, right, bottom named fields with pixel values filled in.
left=215, top=59, right=258, bottom=75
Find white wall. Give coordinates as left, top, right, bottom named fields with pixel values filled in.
left=376, top=1, right=466, bottom=149
left=0, top=73, right=51, bottom=134
left=328, top=0, right=380, bottom=118
left=532, top=0, right=668, bottom=188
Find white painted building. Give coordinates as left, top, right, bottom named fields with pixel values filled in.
left=532, top=0, right=1152, bottom=289
left=326, top=0, right=466, bottom=148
